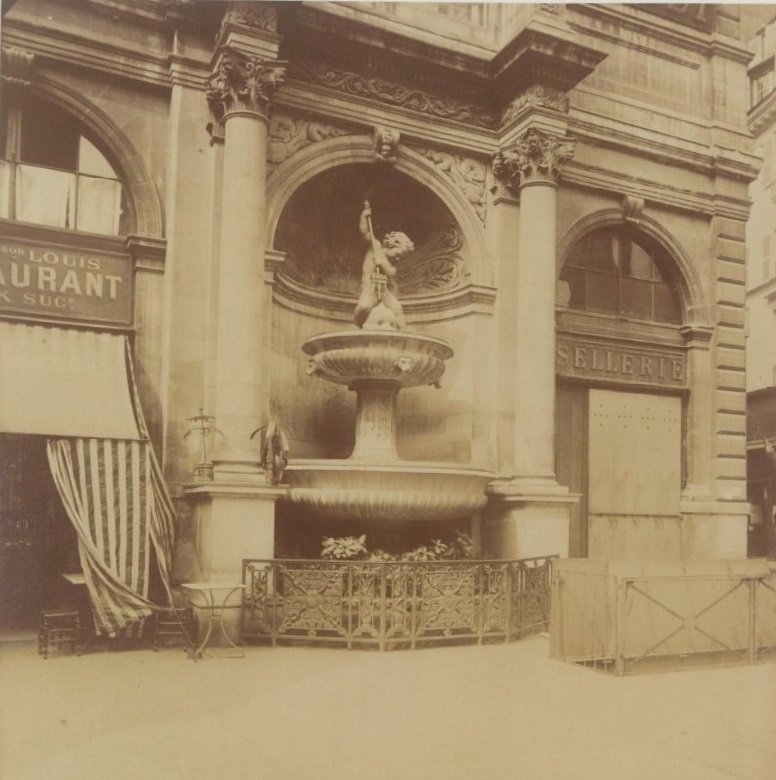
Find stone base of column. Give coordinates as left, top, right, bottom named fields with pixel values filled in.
left=484, top=480, right=578, bottom=559
left=183, top=481, right=286, bottom=643
left=212, top=448, right=264, bottom=480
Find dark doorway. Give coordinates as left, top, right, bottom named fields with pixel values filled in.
left=0, top=434, right=78, bottom=630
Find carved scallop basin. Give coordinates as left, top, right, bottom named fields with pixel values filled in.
left=284, top=330, right=493, bottom=525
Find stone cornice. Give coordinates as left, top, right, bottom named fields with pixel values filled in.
left=2, top=19, right=171, bottom=88
left=572, top=4, right=746, bottom=59
left=169, top=53, right=209, bottom=90
left=748, top=89, right=776, bottom=136
left=566, top=115, right=759, bottom=186
left=291, top=2, right=493, bottom=78
left=561, top=160, right=750, bottom=221
left=490, top=24, right=607, bottom=103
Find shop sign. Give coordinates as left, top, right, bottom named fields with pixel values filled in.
left=556, top=337, right=687, bottom=388
left=0, top=238, right=132, bottom=325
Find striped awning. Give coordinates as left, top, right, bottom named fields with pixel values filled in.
left=0, top=321, right=141, bottom=440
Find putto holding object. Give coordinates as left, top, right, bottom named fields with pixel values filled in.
left=353, top=201, right=414, bottom=331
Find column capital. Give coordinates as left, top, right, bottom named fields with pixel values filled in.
left=493, top=127, right=576, bottom=190
left=680, top=324, right=714, bottom=347
left=206, top=48, right=286, bottom=125
left=1, top=45, right=35, bottom=89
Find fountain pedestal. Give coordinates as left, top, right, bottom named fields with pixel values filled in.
left=351, top=380, right=400, bottom=462
left=286, top=329, right=492, bottom=525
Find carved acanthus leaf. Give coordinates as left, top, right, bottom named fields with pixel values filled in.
left=493, top=128, right=576, bottom=189
left=218, top=1, right=278, bottom=41
left=290, top=59, right=498, bottom=129
left=207, top=49, right=286, bottom=121
left=501, top=85, right=569, bottom=126
left=397, top=226, right=467, bottom=293
left=269, top=114, right=351, bottom=167
left=410, top=145, right=487, bottom=223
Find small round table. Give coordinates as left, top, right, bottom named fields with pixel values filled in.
left=180, top=582, right=246, bottom=660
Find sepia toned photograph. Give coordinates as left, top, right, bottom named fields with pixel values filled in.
left=0, top=0, right=775, bottom=777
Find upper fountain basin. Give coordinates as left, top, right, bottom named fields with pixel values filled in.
left=303, top=330, right=453, bottom=388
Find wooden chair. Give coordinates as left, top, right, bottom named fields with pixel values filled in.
left=152, top=606, right=195, bottom=652
left=38, top=610, right=81, bottom=659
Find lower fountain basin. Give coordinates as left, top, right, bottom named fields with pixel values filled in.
left=285, top=460, right=493, bottom=524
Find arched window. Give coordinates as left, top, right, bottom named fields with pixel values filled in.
left=0, top=94, right=126, bottom=236
left=559, top=227, right=682, bottom=324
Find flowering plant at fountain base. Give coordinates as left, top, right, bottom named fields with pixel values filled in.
left=320, top=531, right=478, bottom=562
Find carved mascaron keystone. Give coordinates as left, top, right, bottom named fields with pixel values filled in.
left=207, top=49, right=286, bottom=122
left=373, top=126, right=400, bottom=163
left=493, top=128, right=576, bottom=189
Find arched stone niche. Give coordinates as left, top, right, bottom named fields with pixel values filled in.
left=274, top=163, right=468, bottom=301
left=266, top=140, right=495, bottom=466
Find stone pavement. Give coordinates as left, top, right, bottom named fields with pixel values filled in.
left=1, top=635, right=774, bottom=780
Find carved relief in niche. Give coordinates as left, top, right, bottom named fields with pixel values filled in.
left=268, top=113, right=352, bottom=169
left=409, top=145, right=487, bottom=223
left=274, top=163, right=468, bottom=297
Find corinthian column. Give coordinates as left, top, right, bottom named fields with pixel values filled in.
left=206, top=48, right=285, bottom=478
left=487, top=127, right=577, bottom=559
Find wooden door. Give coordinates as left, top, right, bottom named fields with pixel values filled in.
left=555, top=385, right=588, bottom=558
left=588, top=390, right=681, bottom=515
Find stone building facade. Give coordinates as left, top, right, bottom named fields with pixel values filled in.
left=0, top=2, right=762, bottom=615
left=745, top=10, right=776, bottom=555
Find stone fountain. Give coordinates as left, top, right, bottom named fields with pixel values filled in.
left=284, top=202, right=492, bottom=525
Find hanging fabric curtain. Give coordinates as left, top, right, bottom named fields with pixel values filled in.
left=47, top=439, right=157, bottom=635
left=44, top=339, right=176, bottom=637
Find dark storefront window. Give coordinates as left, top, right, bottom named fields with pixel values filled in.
left=0, top=95, right=126, bottom=236
left=559, top=227, right=683, bottom=324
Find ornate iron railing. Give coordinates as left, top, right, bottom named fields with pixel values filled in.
left=241, top=557, right=555, bottom=650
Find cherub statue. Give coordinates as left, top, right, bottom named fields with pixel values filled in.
left=354, top=201, right=415, bottom=330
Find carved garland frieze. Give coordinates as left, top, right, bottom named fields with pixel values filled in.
left=492, top=128, right=576, bottom=189
left=501, top=85, right=569, bottom=127
left=268, top=113, right=352, bottom=168
left=409, top=145, right=487, bottom=223
left=289, top=59, right=498, bottom=129
left=206, top=49, right=286, bottom=123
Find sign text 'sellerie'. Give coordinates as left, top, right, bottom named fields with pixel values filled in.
left=556, top=339, right=686, bottom=387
